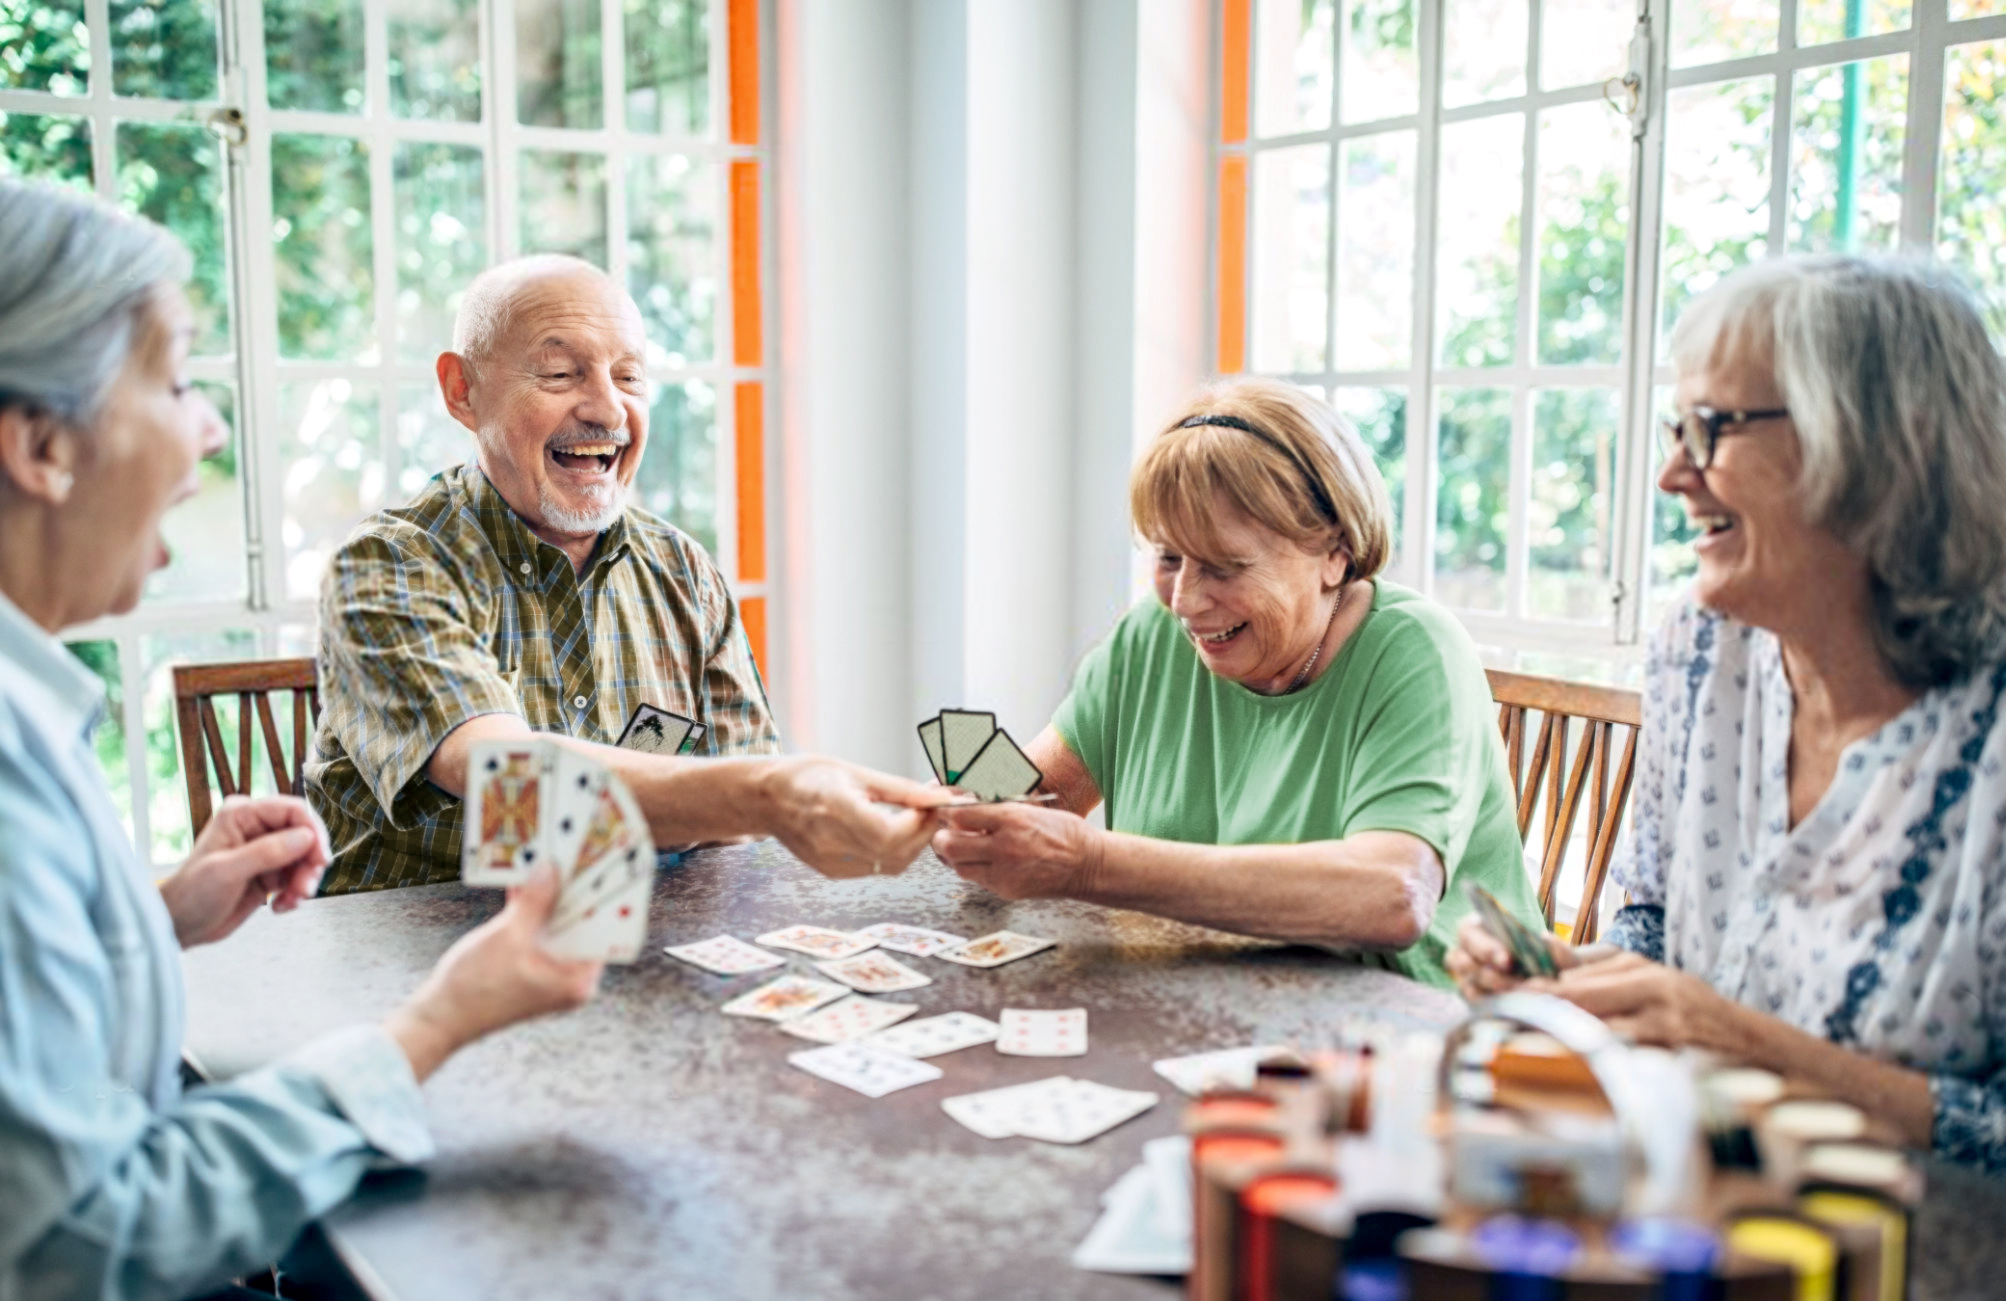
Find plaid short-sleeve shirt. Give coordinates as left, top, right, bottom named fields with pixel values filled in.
left=306, top=464, right=780, bottom=893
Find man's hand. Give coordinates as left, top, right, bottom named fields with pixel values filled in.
left=930, top=802, right=1103, bottom=900
left=755, top=757, right=955, bottom=878
left=1532, top=950, right=1743, bottom=1052
left=159, top=795, right=332, bottom=948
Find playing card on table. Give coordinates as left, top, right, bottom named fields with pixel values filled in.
left=916, top=716, right=948, bottom=785
left=935, top=930, right=1056, bottom=969
left=998, top=1007, right=1088, bottom=1057
left=853, top=922, right=967, bottom=958
left=867, top=1011, right=1001, bottom=1059
left=941, top=1078, right=1069, bottom=1139
left=1009, top=1078, right=1158, bottom=1144
left=1152, top=1045, right=1295, bottom=1096
left=461, top=741, right=553, bottom=885
left=953, top=729, right=1043, bottom=802
left=787, top=1042, right=943, bottom=1097
left=720, top=974, right=850, bottom=1021
left=779, top=995, right=919, bottom=1044
left=543, top=870, right=649, bottom=962
left=664, top=934, right=787, bottom=975
left=756, top=925, right=878, bottom=960
left=815, top=950, right=932, bottom=993
left=615, top=702, right=699, bottom=756
left=938, top=709, right=997, bottom=784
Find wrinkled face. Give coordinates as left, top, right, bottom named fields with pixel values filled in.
left=465, top=271, right=649, bottom=537
left=1150, top=504, right=1346, bottom=691
left=1662, top=341, right=1862, bottom=628
left=74, top=285, right=227, bottom=617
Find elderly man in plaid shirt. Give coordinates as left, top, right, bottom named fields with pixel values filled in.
left=306, top=254, right=940, bottom=893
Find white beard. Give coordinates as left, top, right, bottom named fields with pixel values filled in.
left=540, top=480, right=626, bottom=534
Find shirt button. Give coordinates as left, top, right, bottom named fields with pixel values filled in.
left=573, top=695, right=588, bottom=709
left=519, top=562, right=532, bottom=575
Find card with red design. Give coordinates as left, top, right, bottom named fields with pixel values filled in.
left=997, top=1007, right=1087, bottom=1057
left=779, top=995, right=919, bottom=1044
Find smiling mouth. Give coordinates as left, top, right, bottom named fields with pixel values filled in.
left=1693, top=513, right=1736, bottom=538
left=1187, top=621, right=1248, bottom=647
left=549, top=441, right=623, bottom=474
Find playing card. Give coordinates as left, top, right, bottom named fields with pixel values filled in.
left=1152, top=1045, right=1295, bottom=1096
left=935, top=930, right=1056, bottom=968
left=953, top=728, right=1043, bottom=802
left=998, top=1007, right=1088, bottom=1057
left=816, top=950, right=933, bottom=993
left=542, top=747, right=604, bottom=868
left=1466, top=881, right=1558, bottom=978
left=941, top=1078, right=1069, bottom=1139
left=916, top=716, right=948, bottom=784
left=1010, top=1077, right=1158, bottom=1144
left=546, top=779, right=651, bottom=933
left=779, top=995, right=919, bottom=1044
left=867, top=1011, right=1001, bottom=1059
left=720, top=974, right=850, bottom=1021
left=664, top=934, right=787, bottom=975
left=787, top=1042, right=943, bottom=1097
left=853, top=922, right=968, bottom=958
left=542, top=870, right=649, bottom=962
left=615, top=703, right=698, bottom=756
left=677, top=722, right=706, bottom=755
left=461, top=741, right=552, bottom=885
left=938, top=709, right=997, bottom=783
left=756, top=925, right=879, bottom=960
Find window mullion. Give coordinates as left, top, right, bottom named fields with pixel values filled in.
left=366, top=0, right=398, bottom=505
left=1508, top=0, right=1543, bottom=623
left=494, top=0, right=522, bottom=260
left=1408, top=0, right=1445, bottom=597
left=233, top=0, right=286, bottom=615
left=1902, top=0, right=1950, bottom=251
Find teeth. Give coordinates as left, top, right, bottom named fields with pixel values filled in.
left=1191, top=624, right=1245, bottom=644
left=1695, top=514, right=1734, bottom=534
left=555, top=443, right=619, bottom=457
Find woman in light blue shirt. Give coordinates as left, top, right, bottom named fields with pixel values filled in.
left=0, top=181, right=605, bottom=1299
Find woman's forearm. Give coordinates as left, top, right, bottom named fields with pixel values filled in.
left=1074, top=829, right=1444, bottom=949
left=1715, top=998, right=1935, bottom=1148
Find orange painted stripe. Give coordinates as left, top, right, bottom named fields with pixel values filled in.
left=1221, top=0, right=1250, bottom=144
left=735, top=382, right=766, bottom=582
left=728, top=0, right=759, bottom=145
left=731, top=159, right=761, bottom=367
left=740, top=595, right=768, bottom=677
left=1217, top=155, right=1247, bottom=373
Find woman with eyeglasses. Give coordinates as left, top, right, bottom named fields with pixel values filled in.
left=1449, top=255, right=2006, bottom=1175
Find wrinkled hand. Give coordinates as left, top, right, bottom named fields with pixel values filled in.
left=159, top=795, right=331, bottom=948
left=388, top=863, right=604, bottom=1081
left=931, top=802, right=1101, bottom=901
left=1445, top=912, right=1586, bottom=1002
left=760, top=756, right=954, bottom=879
left=1531, top=950, right=1739, bottom=1052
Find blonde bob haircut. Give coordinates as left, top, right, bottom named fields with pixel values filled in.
left=1131, top=377, right=1394, bottom=581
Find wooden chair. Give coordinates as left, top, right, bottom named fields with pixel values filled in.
left=1484, top=668, right=1641, bottom=944
left=172, top=658, right=320, bottom=837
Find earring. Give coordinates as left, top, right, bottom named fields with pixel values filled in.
left=49, top=470, right=73, bottom=498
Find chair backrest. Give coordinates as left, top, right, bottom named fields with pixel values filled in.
left=1484, top=668, right=1641, bottom=944
left=171, top=658, right=320, bottom=837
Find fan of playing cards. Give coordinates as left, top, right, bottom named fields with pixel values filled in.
left=461, top=738, right=656, bottom=963
left=916, top=708, right=1045, bottom=802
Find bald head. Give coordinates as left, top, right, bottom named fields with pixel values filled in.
left=452, top=254, right=637, bottom=370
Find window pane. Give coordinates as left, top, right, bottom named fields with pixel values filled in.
left=1332, top=386, right=1406, bottom=561
left=1435, top=388, right=1510, bottom=611
left=1334, top=131, right=1414, bottom=370
left=1537, top=100, right=1628, bottom=365
left=389, top=0, right=480, bottom=121
left=0, top=111, right=92, bottom=188
left=517, top=0, right=602, bottom=129
left=1529, top=388, right=1616, bottom=621
left=1, top=0, right=88, bottom=94
left=264, top=0, right=365, bottom=113
left=1539, top=0, right=1631, bottom=90
left=1254, top=0, right=1333, bottom=138
left=1340, top=0, right=1416, bottom=123
left=1443, top=0, right=1526, bottom=108
left=1648, top=385, right=1699, bottom=625
left=625, top=0, right=709, bottom=136
left=1671, top=0, right=1779, bottom=67
left=111, top=0, right=219, bottom=100
left=281, top=378, right=385, bottom=600
left=148, top=380, right=245, bottom=603
left=1788, top=55, right=1907, bottom=254
left=66, top=641, right=131, bottom=840
left=1798, top=0, right=1909, bottom=46
left=626, top=154, right=716, bottom=364
left=1951, top=0, right=2006, bottom=16
left=1659, top=77, right=1773, bottom=349
left=1437, top=114, right=1523, bottom=369
left=1251, top=143, right=1331, bottom=374
left=1938, top=40, right=2006, bottom=337
left=394, top=141, right=484, bottom=363
left=272, top=133, right=375, bottom=362
left=396, top=380, right=468, bottom=499
left=636, top=379, right=717, bottom=555
left=521, top=149, right=608, bottom=266
left=116, top=121, right=230, bottom=357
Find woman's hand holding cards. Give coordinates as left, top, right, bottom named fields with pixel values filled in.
left=756, top=756, right=956, bottom=879
left=931, top=802, right=1105, bottom=901
left=1446, top=911, right=1585, bottom=1000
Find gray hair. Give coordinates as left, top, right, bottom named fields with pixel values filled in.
left=1671, top=255, right=2006, bottom=688
left=0, top=178, right=190, bottom=425
left=451, top=253, right=612, bottom=368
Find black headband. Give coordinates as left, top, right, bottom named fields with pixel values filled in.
left=1176, top=412, right=1339, bottom=524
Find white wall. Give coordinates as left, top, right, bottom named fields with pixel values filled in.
left=776, top=0, right=1209, bottom=777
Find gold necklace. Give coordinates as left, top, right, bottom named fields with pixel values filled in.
left=1284, top=583, right=1347, bottom=694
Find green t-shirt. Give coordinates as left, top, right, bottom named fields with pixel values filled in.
left=1051, top=580, right=1538, bottom=988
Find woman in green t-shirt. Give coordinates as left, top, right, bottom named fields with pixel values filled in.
left=931, top=378, right=1540, bottom=988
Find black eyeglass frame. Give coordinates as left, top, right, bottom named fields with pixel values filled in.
left=1659, top=405, right=1791, bottom=471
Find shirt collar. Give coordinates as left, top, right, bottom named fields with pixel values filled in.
left=460, top=464, right=635, bottom=583
left=0, top=585, right=108, bottom=742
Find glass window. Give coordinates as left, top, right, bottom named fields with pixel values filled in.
left=116, top=121, right=231, bottom=356
left=1939, top=40, right=2006, bottom=336
left=110, top=0, right=219, bottom=101
left=625, top=0, right=710, bottom=136
left=394, top=141, right=486, bottom=362
left=1443, top=0, right=1527, bottom=108
left=627, top=154, right=718, bottom=364
left=272, top=133, right=376, bottom=362
left=517, top=0, right=603, bottom=129
left=1670, top=0, right=1778, bottom=68
left=1435, top=388, right=1512, bottom=613
left=1254, top=0, right=1334, bottom=139
left=636, top=380, right=719, bottom=555
left=521, top=149, right=609, bottom=266
left=1787, top=56, right=1908, bottom=255
left=1528, top=387, right=1617, bottom=621
left=1437, top=114, right=1524, bottom=369
left=1, top=0, right=89, bottom=95
left=389, top=0, right=481, bottom=121
left=1340, top=0, right=1416, bottom=124
left=0, top=111, right=93, bottom=188
left=1334, top=133, right=1414, bottom=371
left=1250, top=143, right=1331, bottom=373
left=264, top=0, right=365, bottom=113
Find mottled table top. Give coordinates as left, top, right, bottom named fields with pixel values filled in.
left=181, top=843, right=1466, bottom=1301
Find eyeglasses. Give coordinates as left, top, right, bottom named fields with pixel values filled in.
left=1659, top=405, right=1790, bottom=471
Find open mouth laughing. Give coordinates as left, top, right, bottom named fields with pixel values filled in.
left=548, top=438, right=626, bottom=476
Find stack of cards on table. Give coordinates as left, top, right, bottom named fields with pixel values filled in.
left=943, top=1076, right=1158, bottom=1143
left=915, top=708, right=1043, bottom=801
left=461, top=739, right=655, bottom=962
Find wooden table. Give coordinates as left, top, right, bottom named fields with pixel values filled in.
left=181, top=844, right=2006, bottom=1300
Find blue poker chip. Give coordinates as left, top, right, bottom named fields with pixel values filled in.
left=1611, top=1219, right=1723, bottom=1300
left=1471, top=1216, right=1579, bottom=1299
